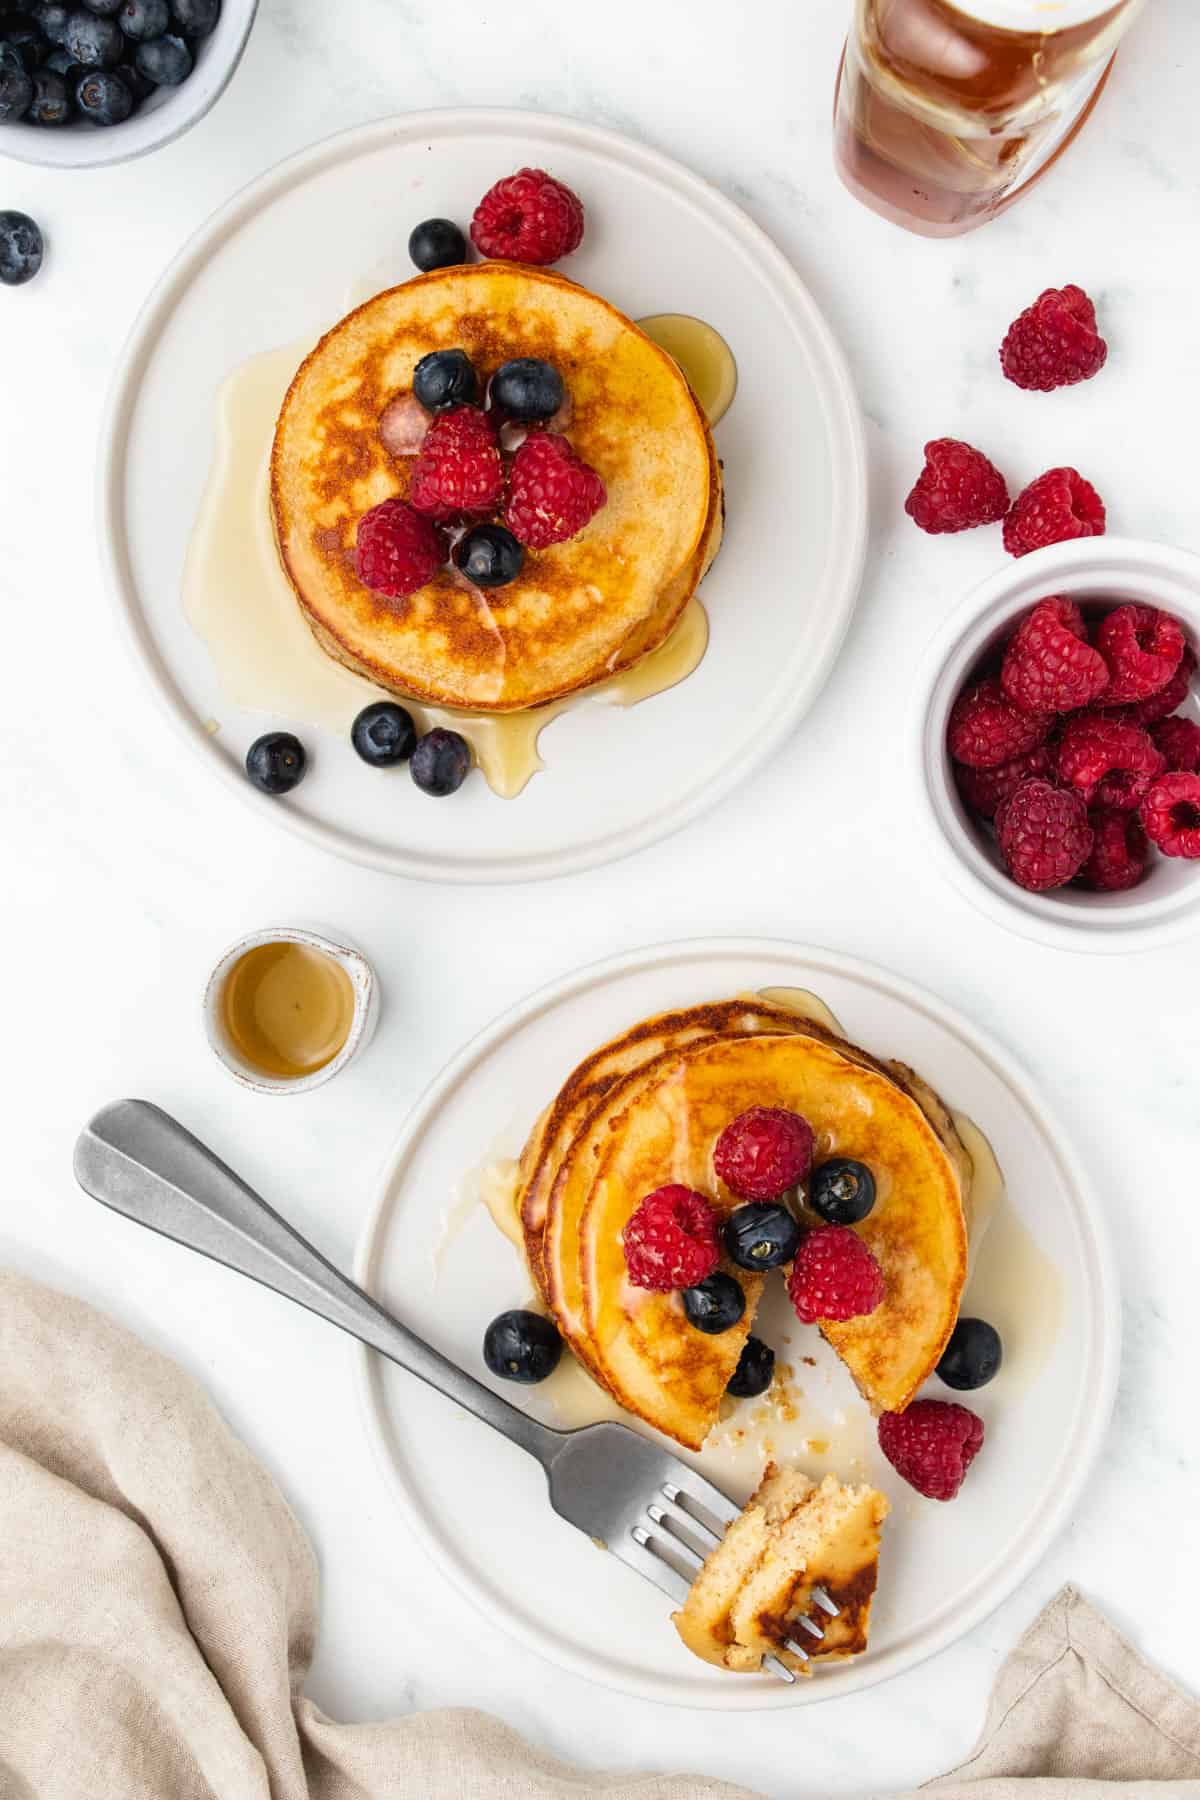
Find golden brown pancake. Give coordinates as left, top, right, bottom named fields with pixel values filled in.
left=270, top=263, right=721, bottom=711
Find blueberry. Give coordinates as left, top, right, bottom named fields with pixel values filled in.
left=412, top=347, right=477, bottom=413
left=245, top=731, right=307, bottom=795
left=0, top=13, right=44, bottom=69
left=722, top=1202, right=801, bottom=1272
left=410, top=727, right=471, bottom=796
left=408, top=216, right=467, bottom=273
left=27, top=64, right=70, bottom=120
left=726, top=1335, right=776, bottom=1399
left=31, top=1, right=70, bottom=44
left=490, top=358, right=564, bottom=423
left=454, top=523, right=524, bottom=590
left=351, top=700, right=417, bottom=767
left=0, top=40, right=33, bottom=114
left=808, top=1158, right=876, bottom=1225
left=114, top=56, right=152, bottom=100
left=937, top=1317, right=1002, bottom=1392
left=682, top=1272, right=746, bottom=1335
left=74, top=63, right=130, bottom=120
left=483, top=1309, right=562, bottom=1384
left=82, top=0, right=124, bottom=15
left=42, top=44, right=82, bottom=71
left=64, top=8, right=123, bottom=65
left=169, top=0, right=218, bottom=35
left=118, top=0, right=166, bottom=35
left=134, top=28, right=189, bottom=80
left=0, top=210, right=43, bottom=285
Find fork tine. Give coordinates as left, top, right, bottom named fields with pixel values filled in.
left=659, top=1479, right=729, bottom=1544
left=633, top=1523, right=795, bottom=1685
left=646, top=1501, right=711, bottom=1568
left=813, top=1586, right=840, bottom=1616
left=764, top=1654, right=797, bottom=1684
left=782, top=1636, right=812, bottom=1663
left=794, top=1612, right=825, bottom=1639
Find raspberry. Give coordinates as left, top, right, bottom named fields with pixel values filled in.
left=504, top=431, right=606, bottom=549
left=713, top=1107, right=814, bottom=1201
left=787, top=1227, right=885, bottom=1324
left=1077, top=807, right=1149, bottom=891
left=1140, top=772, right=1200, bottom=859
left=995, top=778, right=1093, bottom=891
left=1114, top=647, right=1197, bottom=724
left=470, top=167, right=585, bottom=265
left=878, top=1400, right=984, bottom=1502
left=999, top=597, right=1109, bottom=715
left=947, top=679, right=1051, bottom=770
left=409, top=406, right=503, bottom=521
left=904, top=438, right=1009, bottom=535
left=622, top=1186, right=720, bottom=1292
left=1002, top=467, right=1106, bottom=558
left=1150, top=715, right=1200, bottom=774
left=1055, top=713, right=1164, bottom=808
left=955, top=742, right=1053, bottom=820
left=999, top=284, right=1108, bottom=393
left=1094, top=604, right=1186, bottom=706
left=354, top=498, right=443, bottom=598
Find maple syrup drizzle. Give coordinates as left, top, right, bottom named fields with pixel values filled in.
left=638, top=313, right=737, bottom=426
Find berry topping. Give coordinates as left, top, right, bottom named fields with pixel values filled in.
left=1094, top=604, right=1186, bottom=706
left=1077, top=806, right=1149, bottom=892
left=955, top=742, right=1054, bottom=821
left=33, top=6, right=72, bottom=49
left=2, top=19, right=43, bottom=74
left=682, top=1272, right=747, bottom=1335
left=490, top=358, right=565, bottom=423
left=808, top=1158, right=877, bottom=1226
left=726, top=1335, right=776, bottom=1400
left=75, top=64, right=131, bottom=121
left=904, top=438, right=1009, bottom=536
left=483, top=1309, right=562, bottom=1384
left=470, top=166, right=585, bottom=265
left=1150, top=715, right=1200, bottom=774
left=878, top=1400, right=984, bottom=1501
left=947, top=679, right=1051, bottom=770
left=410, top=727, right=471, bottom=797
left=1140, top=772, right=1200, bottom=859
left=504, top=431, right=606, bottom=549
left=937, top=1318, right=1003, bottom=1391
left=134, top=31, right=191, bottom=83
left=622, top=1185, right=721, bottom=1293
left=351, top=701, right=417, bottom=768
left=1000, top=597, right=1109, bottom=715
left=412, top=348, right=478, bottom=413
left=355, top=497, right=443, bottom=598
left=410, top=405, right=503, bottom=521
left=454, top=522, right=525, bottom=589
left=713, top=1106, right=814, bottom=1201
left=995, top=778, right=1093, bottom=891
left=64, top=10, right=124, bottom=67
left=26, top=67, right=71, bottom=125
left=245, top=731, right=307, bottom=796
left=787, top=1226, right=885, bottom=1324
left=0, top=43, right=33, bottom=120
left=1002, top=467, right=1106, bottom=558
left=170, top=0, right=221, bottom=36
left=1115, top=647, right=1196, bottom=725
left=722, top=1202, right=802, bottom=1271
left=999, top=284, right=1107, bottom=392
left=1055, top=713, right=1164, bottom=806
left=0, top=209, right=43, bottom=286
left=408, top=217, right=468, bottom=273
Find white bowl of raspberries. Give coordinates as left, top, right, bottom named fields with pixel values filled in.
left=916, top=537, right=1200, bottom=953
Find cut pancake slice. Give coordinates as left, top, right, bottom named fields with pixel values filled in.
left=674, top=1466, right=888, bottom=1674
left=271, top=262, right=721, bottom=711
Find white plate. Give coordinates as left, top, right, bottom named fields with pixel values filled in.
left=98, top=109, right=867, bottom=883
left=354, top=938, right=1118, bottom=1708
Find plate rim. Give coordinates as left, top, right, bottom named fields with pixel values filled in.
left=351, top=934, right=1120, bottom=1709
left=95, top=106, right=868, bottom=885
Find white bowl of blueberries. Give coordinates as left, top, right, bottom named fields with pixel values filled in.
left=0, top=0, right=255, bottom=169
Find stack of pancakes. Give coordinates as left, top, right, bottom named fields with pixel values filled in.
left=516, top=996, right=972, bottom=1452
left=673, top=1466, right=889, bottom=1674
left=270, top=263, right=723, bottom=712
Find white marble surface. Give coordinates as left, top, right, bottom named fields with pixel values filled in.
left=2, top=2, right=1199, bottom=1794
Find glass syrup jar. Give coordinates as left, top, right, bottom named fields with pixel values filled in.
left=834, top=0, right=1147, bottom=237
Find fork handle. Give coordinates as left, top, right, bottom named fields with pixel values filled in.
left=73, top=1100, right=562, bottom=1468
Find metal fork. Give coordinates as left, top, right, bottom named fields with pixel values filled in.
left=73, top=1100, right=836, bottom=1683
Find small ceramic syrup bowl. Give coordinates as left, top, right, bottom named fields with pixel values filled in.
left=204, top=925, right=379, bottom=1095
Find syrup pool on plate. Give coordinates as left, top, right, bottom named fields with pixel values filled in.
left=637, top=314, right=737, bottom=427
left=184, top=328, right=724, bottom=799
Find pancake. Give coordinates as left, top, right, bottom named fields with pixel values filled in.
left=674, top=1468, right=888, bottom=1674
left=271, top=263, right=721, bottom=712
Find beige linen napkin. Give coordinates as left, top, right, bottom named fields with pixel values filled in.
left=1, top=1268, right=1198, bottom=1800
